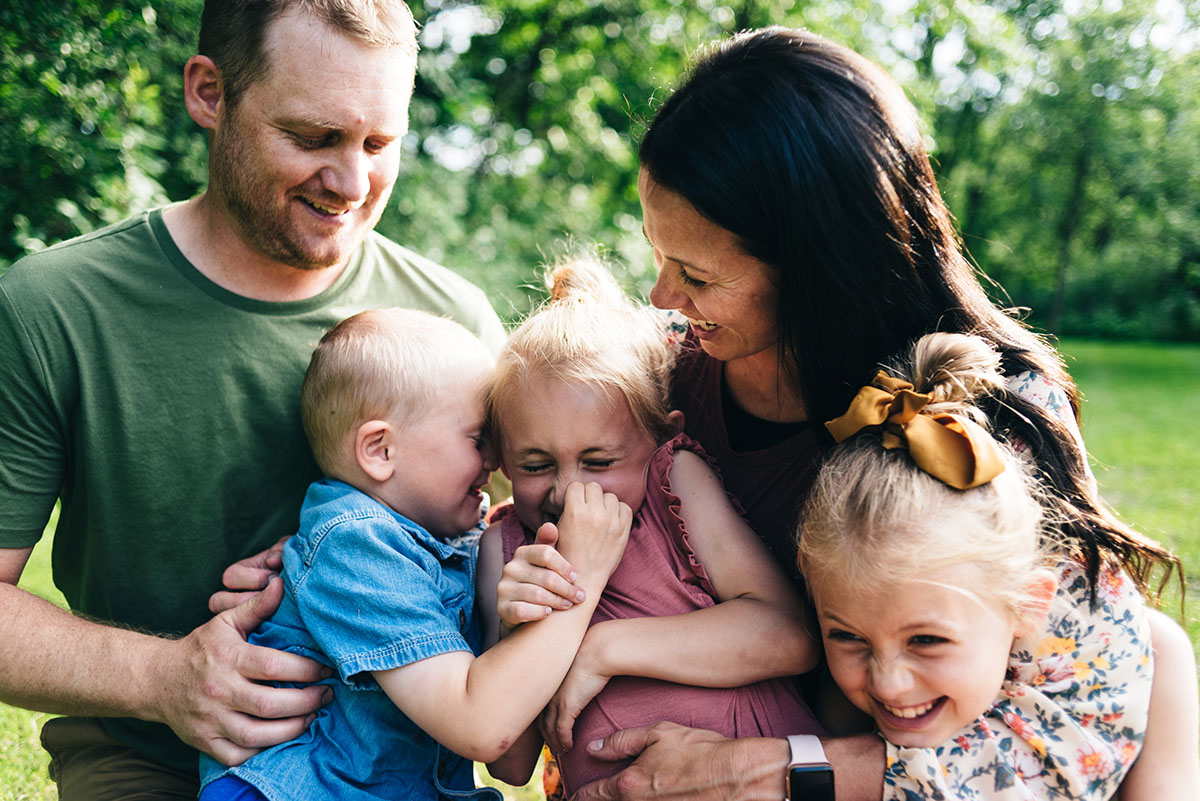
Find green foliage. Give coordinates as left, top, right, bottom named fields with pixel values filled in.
left=3, top=0, right=1199, bottom=336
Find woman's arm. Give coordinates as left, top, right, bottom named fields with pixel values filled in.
left=1119, top=608, right=1200, bottom=798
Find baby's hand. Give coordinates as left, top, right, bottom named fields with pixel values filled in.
left=554, top=482, right=631, bottom=586
left=496, top=522, right=586, bottom=627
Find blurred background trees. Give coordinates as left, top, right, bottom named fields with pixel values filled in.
left=3, top=0, right=1199, bottom=337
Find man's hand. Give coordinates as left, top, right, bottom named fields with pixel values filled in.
left=208, top=535, right=290, bottom=614
left=150, top=577, right=332, bottom=765
left=573, top=722, right=788, bottom=801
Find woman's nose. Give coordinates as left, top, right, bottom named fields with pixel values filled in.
left=649, top=261, right=684, bottom=311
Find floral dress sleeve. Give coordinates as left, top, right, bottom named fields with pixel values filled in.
left=1006, top=370, right=1096, bottom=488
left=882, top=561, right=1152, bottom=800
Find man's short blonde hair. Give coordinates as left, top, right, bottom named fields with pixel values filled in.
left=301, top=308, right=492, bottom=478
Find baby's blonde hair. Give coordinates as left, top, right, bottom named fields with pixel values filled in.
left=798, top=333, right=1058, bottom=622
left=302, top=308, right=493, bottom=479
left=488, top=255, right=676, bottom=443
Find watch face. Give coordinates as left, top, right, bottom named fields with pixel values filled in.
left=788, top=764, right=835, bottom=801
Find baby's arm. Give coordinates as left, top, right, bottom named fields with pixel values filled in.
left=374, top=483, right=630, bottom=764
left=473, top=521, right=552, bottom=784
left=543, top=450, right=820, bottom=750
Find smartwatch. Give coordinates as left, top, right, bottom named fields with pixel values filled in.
left=785, top=734, right=835, bottom=801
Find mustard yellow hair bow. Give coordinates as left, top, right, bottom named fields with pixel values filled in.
left=825, top=371, right=1006, bottom=490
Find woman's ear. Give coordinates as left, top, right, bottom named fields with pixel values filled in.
left=667, top=409, right=685, bottom=436
left=1014, top=567, right=1058, bottom=638
left=354, top=420, right=397, bottom=483
left=182, top=54, right=225, bottom=131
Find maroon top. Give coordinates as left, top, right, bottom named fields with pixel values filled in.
left=497, top=434, right=823, bottom=794
left=670, top=340, right=829, bottom=581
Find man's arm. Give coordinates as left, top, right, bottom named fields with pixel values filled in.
left=0, top=547, right=330, bottom=766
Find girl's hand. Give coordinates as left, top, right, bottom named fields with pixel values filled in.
left=553, top=482, right=632, bottom=586
left=496, top=523, right=586, bottom=627
left=540, top=629, right=612, bottom=752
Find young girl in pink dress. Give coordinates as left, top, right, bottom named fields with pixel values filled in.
left=475, top=257, right=825, bottom=795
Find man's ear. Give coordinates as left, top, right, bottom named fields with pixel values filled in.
left=1014, top=567, right=1058, bottom=638
left=183, top=54, right=225, bottom=131
left=354, top=420, right=397, bottom=483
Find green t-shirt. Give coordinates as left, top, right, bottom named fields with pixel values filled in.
left=0, top=208, right=506, bottom=771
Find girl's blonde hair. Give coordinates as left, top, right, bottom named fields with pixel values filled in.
left=302, top=308, right=493, bottom=479
left=798, top=333, right=1057, bottom=621
left=488, top=255, right=677, bottom=443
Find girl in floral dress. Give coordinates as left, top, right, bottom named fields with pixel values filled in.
left=797, top=332, right=1155, bottom=800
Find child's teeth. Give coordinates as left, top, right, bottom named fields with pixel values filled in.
left=884, top=700, right=936, bottom=718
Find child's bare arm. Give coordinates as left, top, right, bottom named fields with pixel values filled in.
left=542, top=451, right=819, bottom=751
left=494, top=523, right=586, bottom=628
left=375, top=483, right=630, bottom=764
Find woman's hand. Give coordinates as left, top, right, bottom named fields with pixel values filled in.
left=208, top=535, right=291, bottom=614
left=540, top=627, right=612, bottom=752
left=495, top=522, right=585, bottom=627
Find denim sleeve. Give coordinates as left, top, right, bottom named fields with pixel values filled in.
left=289, top=516, right=472, bottom=688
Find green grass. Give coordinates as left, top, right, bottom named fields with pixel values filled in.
left=1060, top=338, right=1200, bottom=649
left=2, top=340, right=1197, bottom=798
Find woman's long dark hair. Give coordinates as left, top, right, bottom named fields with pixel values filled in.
left=639, top=27, right=1177, bottom=597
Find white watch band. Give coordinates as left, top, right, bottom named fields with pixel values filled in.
left=787, top=734, right=828, bottom=767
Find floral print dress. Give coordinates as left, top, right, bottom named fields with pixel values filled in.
left=882, top=372, right=1153, bottom=800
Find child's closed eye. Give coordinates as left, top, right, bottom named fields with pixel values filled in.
left=825, top=629, right=864, bottom=644
left=583, top=459, right=616, bottom=470
left=518, top=463, right=553, bottom=474
left=909, top=634, right=949, bottom=647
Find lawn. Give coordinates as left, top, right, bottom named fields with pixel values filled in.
left=1, top=339, right=1196, bottom=798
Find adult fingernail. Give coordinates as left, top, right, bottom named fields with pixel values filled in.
left=323, top=687, right=334, bottom=703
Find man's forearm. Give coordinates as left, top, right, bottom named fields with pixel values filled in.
left=0, top=581, right=166, bottom=720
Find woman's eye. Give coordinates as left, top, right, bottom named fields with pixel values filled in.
left=678, top=266, right=706, bottom=288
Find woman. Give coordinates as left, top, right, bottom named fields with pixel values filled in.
left=570, top=26, right=1193, bottom=801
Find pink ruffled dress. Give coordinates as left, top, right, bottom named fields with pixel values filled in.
left=496, top=433, right=824, bottom=794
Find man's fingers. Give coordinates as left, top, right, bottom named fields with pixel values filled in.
left=205, top=711, right=316, bottom=765
left=221, top=576, right=285, bottom=637
left=208, top=589, right=260, bottom=615
left=234, top=640, right=331, bottom=685
left=227, top=680, right=331, bottom=726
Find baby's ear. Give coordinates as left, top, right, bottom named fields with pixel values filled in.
left=355, top=419, right=397, bottom=482
left=667, top=409, right=685, bottom=436
left=1014, top=568, right=1058, bottom=638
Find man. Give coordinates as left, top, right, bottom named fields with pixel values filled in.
left=0, top=1, right=504, bottom=797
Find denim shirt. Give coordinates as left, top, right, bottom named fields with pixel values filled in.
left=199, top=479, right=502, bottom=801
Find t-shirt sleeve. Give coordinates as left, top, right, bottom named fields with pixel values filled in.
left=881, top=563, right=1151, bottom=800
left=0, top=280, right=65, bottom=546
left=289, top=517, right=473, bottom=689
